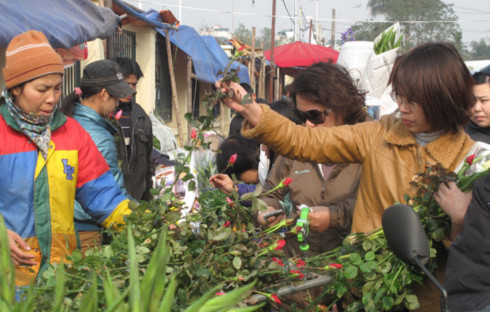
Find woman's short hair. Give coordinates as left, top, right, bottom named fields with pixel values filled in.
left=290, top=62, right=367, bottom=125
left=216, top=135, right=260, bottom=178
left=389, top=42, right=474, bottom=133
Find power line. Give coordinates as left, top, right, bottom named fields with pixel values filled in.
left=124, top=0, right=490, bottom=25
left=281, top=0, right=294, bottom=24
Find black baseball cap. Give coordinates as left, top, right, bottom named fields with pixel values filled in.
left=80, top=60, right=135, bottom=98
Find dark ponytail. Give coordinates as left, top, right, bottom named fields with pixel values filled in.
left=60, top=85, right=104, bottom=117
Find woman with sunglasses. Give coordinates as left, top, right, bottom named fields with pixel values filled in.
left=219, top=42, right=477, bottom=234
left=219, top=43, right=483, bottom=310
left=257, top=63, right=366, bottom=259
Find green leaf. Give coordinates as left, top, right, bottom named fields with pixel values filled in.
left=343, top=265, right=358, bottom=279
left=158, top=275, right=178, bottom=312
left=362, top=292, right=372, bottom=305
left=210, top=228, right=232, bottom=242
left=362, top=240, right=372, bottom=251
left=346, top=302, right=363, bottom=312
left=128, top=226, right=143, bottom=312
left=195, top=269, right=211, bottom=277
left=431, top=227, right=446, bottom=242
left=52, top=262, right=65, bottom=312
left=364, top=251, right=375, bottom=261
left=198, top=280, right=256, bottom=312
left=232, top=257, right=242, bottom=270
left=349, top=253, right=363, bottom=266
left=359, top=261, right=377, bottom=273
left=404, top=294, right=420, bottom=310
left=379, top=262, right=392, bottom=274
left=136, top=246, right=151, bottom=254
left=382, top=296, right=394, bottom=310
left=188, top=180, right=197, bottom=191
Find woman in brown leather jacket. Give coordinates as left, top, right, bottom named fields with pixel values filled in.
left=257, top=62, right=367, bottom=257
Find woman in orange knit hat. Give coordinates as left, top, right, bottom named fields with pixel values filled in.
left=0, top=30, right=131, bottom=287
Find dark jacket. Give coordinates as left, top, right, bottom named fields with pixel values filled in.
left=466, top=120, right=490, bottom=144
left=445, top=172, right=490, bottom=312
left=116, top=100, right=154, bottom=201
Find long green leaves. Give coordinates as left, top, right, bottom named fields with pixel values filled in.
left=0, top=215, right=15, bottom=309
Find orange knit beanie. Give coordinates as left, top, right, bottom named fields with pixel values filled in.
left=2, top=30, right=64, bottom=89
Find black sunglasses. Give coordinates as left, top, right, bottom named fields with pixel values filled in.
left=294, top=108, right=331, bottom=125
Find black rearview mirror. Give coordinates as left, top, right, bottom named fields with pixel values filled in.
left=382, top=204, right=448, bottom=312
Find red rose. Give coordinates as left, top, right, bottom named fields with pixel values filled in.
left=114, top=109, right=123, bottom=120
left=226, top=197, right=234, bottom=207
left=238, top=46, right=245, bottom=52
left=329, top=263, right=343, bottom=269
left=271, top=294, right=281, bottom=304
left=466, top=154, right=476, bottom=165
left=191, top=128, right=197, bottom=139
left=295, top=259, right=306, bottom=268
left=290, top=269, right=304, bottom=279
left=271, top=257, right=284, bottom=266
left=229, top=153, right=237, bottom=165
left=283, top=177, right=292, bottom=186
left=274, top=239, right=286, bottom=250
left=223, top=220, right=231, bottom=228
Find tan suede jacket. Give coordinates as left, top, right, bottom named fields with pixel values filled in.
left=243, top=105, right=475, bottom=233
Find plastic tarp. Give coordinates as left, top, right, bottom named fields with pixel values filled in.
left=201, top=36, right=250, bottom=84
left=264, top=41, right=339, bottom=68
left=0, top=0, right=120, bottom=49
left=155, top=26, right=250, bottom=84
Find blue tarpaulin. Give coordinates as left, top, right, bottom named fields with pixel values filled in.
left=201, top=36, right=250, bottom=84
left=155, top=26, right=250, bottom=84
left=0, top=0, right=120, bottom=49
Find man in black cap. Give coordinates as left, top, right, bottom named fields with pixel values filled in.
left=111, top=57, right=154, bottom=201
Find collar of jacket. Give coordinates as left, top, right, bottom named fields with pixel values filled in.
left=384, top=117, right=469, bottom=169
left=0, top=102, right=66, bottom=133
left=73, top=103, right=118, bottom=135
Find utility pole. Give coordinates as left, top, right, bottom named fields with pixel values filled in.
left=331, top=9, right=336, bottom=49
left=309, top=19, right=313, bottom=44
left=294, top=0, right=299, bottom=41
left=269, top=0, right=276, bottom=103
left=179, top=0, right=182, bottom=22
left=232, top=0, right=235, bottom=34
left=251, top=27, right=256, bottom=90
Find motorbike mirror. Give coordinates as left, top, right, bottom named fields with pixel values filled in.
left=382, top=204, right=430, bottom=266
left=382, top=204, right=449, bottom=312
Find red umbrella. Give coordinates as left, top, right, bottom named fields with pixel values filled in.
left=264, top=41, right=339, bottom=68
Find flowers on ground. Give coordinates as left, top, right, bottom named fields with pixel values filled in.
left=289, top=269, right=304, bottom=279
left=271, top=257, right=284, bottom=267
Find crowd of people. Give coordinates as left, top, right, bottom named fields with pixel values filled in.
left=1, top=29, right=490, bottom=311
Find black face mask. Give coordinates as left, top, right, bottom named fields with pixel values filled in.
left=294, top=107, right=331, bottom=125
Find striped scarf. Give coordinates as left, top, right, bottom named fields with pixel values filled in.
left=4, top=88, right=53, bottom=159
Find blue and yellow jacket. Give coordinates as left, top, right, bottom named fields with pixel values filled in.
left=0, top=104, right=131, bottom=286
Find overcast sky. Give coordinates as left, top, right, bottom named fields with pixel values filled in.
left=129, top=0, right=490, bottom=45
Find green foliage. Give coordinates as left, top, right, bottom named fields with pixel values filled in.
left=373, top=27, right=402, bottom=55
left=467, top=39, right=490, bottom=60
left=355, top=0, right=463, bottom=52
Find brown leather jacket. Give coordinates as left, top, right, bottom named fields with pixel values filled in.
left=260, top=155, right=361, bottom=255
left=243, top=105, right=475, bottom=233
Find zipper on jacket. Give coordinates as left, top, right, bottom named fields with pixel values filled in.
left=127, top=117, right=142, bottom=171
